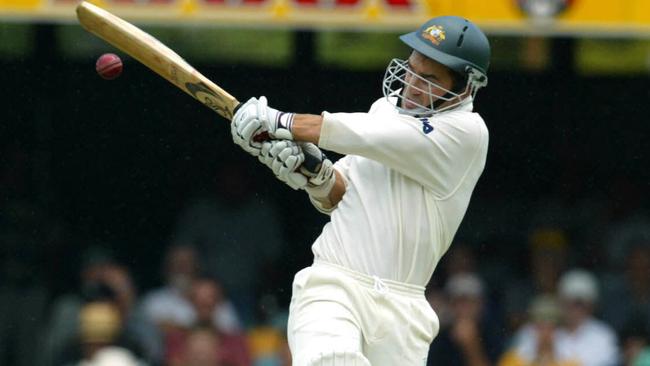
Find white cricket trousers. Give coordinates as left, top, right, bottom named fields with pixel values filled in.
left=287, top=260, right=440, bottom=366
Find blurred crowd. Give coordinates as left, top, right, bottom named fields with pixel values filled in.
left=2, top=198, right=649, bottom=366
left=35, top=243, right=289, bottom=366
left=1, top=148, right=649, bottom=366
left=425, top=228, right=650, bottom=366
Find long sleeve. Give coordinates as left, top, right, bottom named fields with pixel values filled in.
left=318, top=103, right=488, bottom=199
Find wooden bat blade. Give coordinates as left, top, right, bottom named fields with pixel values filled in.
left=76, top=1, right=239, bottom=120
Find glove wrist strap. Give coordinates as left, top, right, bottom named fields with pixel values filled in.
left=276, top=112, right=295, bottom=131
left=273, top=112, right=295, bottom=140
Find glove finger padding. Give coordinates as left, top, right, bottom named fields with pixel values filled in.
left=270, top=142, right=302, bottom=176
left=237, top=117, right=262, bottom=142
left=237, top=118, right=263, bottom=155
left=258, top=141, right=275, bottom=168
left=231, top=97, right=263, bottom=156
left=257, top=96, right=269, bottom=124
left=248, top=96, right=270, bottom=142
left=274, top=143, right=301, bottom=165
left=265, top=140, right=308, bottom=190
left=273, top=154, right=302, bottom=179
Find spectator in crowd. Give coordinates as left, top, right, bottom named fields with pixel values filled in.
left=77, top=347, right=144, bottom=366
left=619, top=319, right=650, bottom=366
left=41, top=246, right=160, bottom=365
left=41, top=246, right=114, bottom=365
left=427, top=272, right=503, bottom=366
left=601, top=242, right=650, bottom=334
left=175, top=327, right=223, bottom=366
left=504, top=228, right=569, bottom=333
left=172, top=161, right=285, bottom=325
left=138, top=244, right=241, bottom=334
left=555, top=269, right=619, bottom=366
left=425, top=243, right=482, bottom=336
left=247, top=293, right=291, bottom=366
left=499, top=295, right=579, bottom=366
left=60, top=300, right=146, bottom=366
left=165, top=277, right=251, bottom=366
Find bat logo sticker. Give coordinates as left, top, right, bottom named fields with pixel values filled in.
left=185, top=81, right=233, bottom=119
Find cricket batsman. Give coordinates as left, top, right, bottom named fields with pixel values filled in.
left=230, top=15, right=491, bottom=366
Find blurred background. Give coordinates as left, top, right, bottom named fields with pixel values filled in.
left=0, top=0, right=649, bottom=365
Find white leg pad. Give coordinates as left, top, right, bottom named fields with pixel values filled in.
left=306, top=351, right=371, bottom=366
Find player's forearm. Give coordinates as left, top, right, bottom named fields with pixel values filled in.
left=291, top=114, right=323, bottom=144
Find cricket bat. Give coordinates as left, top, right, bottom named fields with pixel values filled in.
left=76, top=1, right=240, bottom=120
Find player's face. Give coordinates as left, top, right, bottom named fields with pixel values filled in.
left=402, top=51, right=455, bottom=110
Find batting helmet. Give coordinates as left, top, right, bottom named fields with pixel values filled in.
left=383, top=16, right=491, bottom=116
left=400, top=16, right=490, bottom=79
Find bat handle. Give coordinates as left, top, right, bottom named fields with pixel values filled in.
left=301, top=152, right=322, bottom=174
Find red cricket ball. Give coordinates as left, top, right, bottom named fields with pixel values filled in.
left=96, top=53, right=123, bottom=80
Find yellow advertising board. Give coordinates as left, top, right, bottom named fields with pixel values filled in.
left=1, top=0, right=650, bottom=35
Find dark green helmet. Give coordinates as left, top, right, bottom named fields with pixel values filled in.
left=400, top=16, right=491, bottom=82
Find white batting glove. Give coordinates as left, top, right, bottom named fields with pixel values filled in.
left=231, top=97, right=263, bottom=156
left=232, top=96, right=294, bottom=147
left=259, top=140, right=308, bottom=190
left=299, top=143, right=336, bottom=199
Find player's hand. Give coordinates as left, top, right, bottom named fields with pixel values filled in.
left=299, top=143, right=336, bottom=198
left=259, top=140, right=308, bottom=190
left=232, top=96, right=294, bottom=144
left=231, top=97, right=264, bottom=156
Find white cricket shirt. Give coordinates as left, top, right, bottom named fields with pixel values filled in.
left=311, top=97, right=489, bottom=286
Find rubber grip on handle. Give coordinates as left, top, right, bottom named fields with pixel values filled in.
left=301, top=152, right=322, bottom=174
